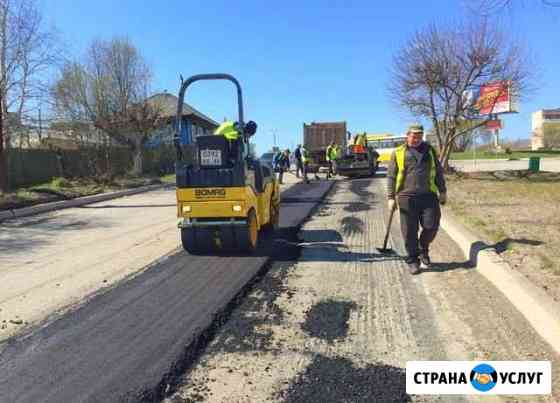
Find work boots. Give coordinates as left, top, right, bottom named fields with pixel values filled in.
left=419, top=250, right=431, bottom=268
left=407, top=260, right=421, bottom=275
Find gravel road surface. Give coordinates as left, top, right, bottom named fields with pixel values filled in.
left=165, top=174, right=560, bottom=403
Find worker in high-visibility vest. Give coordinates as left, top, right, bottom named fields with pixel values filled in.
left=301, top=145, right=310, bottom=184
left=213, top=120, right=241, bottom=164
left=214, top=121, right=240, bottom=140
left=386, top=124, right=447, bottom=275
left=213, top=120, right=257, bottom=162
left=325, top=141, right=338, bottom=179
left=352, top=133, right=367, bottom=153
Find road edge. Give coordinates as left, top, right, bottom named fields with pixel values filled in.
left=0, top=183, right=172, bottom=223
left=440, top=210, right=560, bottom=356
left=147, top=179, right=336, bottom=401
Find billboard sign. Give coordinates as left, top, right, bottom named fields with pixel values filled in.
left=485, top=119, right=502, bottom=131
left=463, top=81, right=518, bottom=116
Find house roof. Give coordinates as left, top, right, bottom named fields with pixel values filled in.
left=148, top=93, right=219, bottom=127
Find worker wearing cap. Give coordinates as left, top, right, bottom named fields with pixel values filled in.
left=387, top=124, right=447, bottom=275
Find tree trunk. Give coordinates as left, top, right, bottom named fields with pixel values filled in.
left=0, top=92, right=5, bottom=193
left=0, top=145, right=7, bottom=192
left=131, top=138, right=143, bottom=176
left=440, top=140, right=453, bottom=172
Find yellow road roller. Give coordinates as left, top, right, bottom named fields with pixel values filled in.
left=173, top=74, right=280, bottom=254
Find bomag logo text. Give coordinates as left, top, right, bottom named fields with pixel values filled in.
left=195, top=188, right=226, bottom=198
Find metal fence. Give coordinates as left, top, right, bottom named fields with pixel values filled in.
left=8, top=145, right=175, bottom=188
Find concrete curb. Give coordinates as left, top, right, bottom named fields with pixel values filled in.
left=1, top=183, right=172, bottom=223
left=440, top=210, right=560, bottom=355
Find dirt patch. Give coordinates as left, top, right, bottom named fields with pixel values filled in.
left=340, top=216, right=364, bottom=236
left=0, top=175, right=168, bottom=211
left=343, top=201, right=371, bottom=213
left=301, top=299, right=358, bottom=343
left=277, top=354, right=411, bottom=403
left=446, top=170, right=560, bottom=302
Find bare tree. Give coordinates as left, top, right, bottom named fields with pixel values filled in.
left=467, top=0, right=560, bottom=14
left=0, top=0, right=61, bottom=191
left=388, top=19, right=532, bottom=169
left=52, top=37, right=163, bottom=175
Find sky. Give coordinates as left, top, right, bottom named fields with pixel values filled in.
left=41, top=0, right=560, bottom=155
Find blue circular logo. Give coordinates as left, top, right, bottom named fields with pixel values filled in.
left=470, top=364, right=498, bottom=392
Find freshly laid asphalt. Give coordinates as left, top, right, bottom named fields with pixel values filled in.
left=0, top=179, right=333, bottom=403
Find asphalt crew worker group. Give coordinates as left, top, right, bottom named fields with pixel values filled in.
left=387, top=124, right=447, bottom=275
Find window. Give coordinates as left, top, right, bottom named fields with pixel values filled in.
left=192, top=124, right=200, bottom=138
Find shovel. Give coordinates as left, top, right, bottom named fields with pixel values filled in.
left=378, top=204, right=397, bottom=254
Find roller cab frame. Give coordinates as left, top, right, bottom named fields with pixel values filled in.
left=174, top=74, right=280, bottom=254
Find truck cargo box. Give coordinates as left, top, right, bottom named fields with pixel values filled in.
left=303, top=121, right=347, bottom=171
left=303, top=121, right=347, bottom=151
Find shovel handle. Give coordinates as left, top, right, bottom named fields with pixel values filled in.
left=382, top=205, right=396, bottom=250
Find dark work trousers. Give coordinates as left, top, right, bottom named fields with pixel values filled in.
left=277, top=168, right=284, bottom=184
left=327, top=161, right=334, bottom=179
left=397, top=193, right=441, bottom=264
left=296, top=161, right=303, bottom=178
left=302, top=162, right=309, bottom=183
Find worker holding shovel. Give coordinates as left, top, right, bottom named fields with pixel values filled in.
left=386, top=124, right=447, bottom=275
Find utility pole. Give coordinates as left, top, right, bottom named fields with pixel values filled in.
left=270, top=129, right=277, bottom=151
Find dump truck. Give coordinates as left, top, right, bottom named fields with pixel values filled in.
left=303, top=121, right=347, bottom=173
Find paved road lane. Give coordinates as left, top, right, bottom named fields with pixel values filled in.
left=0, top=174, right=305, bottom=341
left=0, top=178, right=333, bottom=403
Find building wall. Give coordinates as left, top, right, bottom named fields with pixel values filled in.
left=532, top=111, right=544, bottom=150
left=148, top=116, right=215, bottom=148
left=532, top=109, right=560, bottom=150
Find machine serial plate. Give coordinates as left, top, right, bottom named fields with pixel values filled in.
left=200, top=149, right=222, bottom=166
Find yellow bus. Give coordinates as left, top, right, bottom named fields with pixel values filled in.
left=366, top=134, right=407, bottom=163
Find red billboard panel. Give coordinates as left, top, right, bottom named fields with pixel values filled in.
left=475, top=81, right=513, bottom=115
left=485, top=119, right=502, bottom=130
